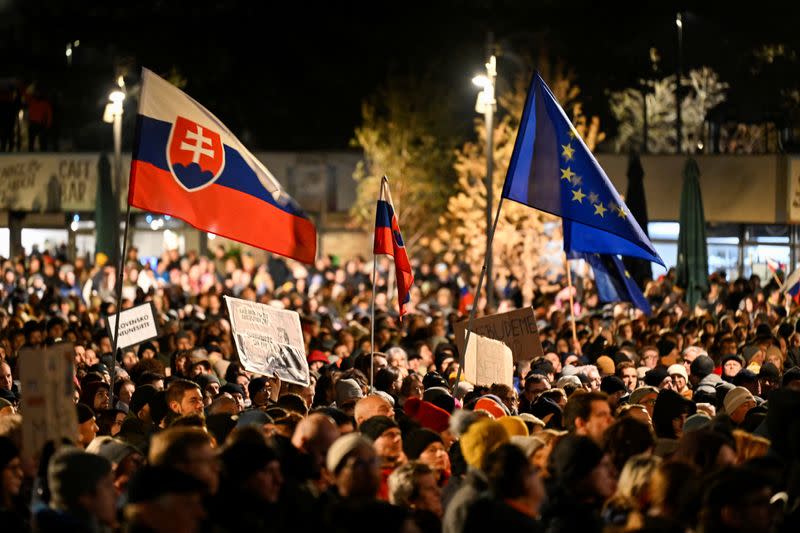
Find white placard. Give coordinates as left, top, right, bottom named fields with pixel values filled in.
left=19, top=343, right=78, bottom=459
left=463, top=332, right=514, bottom=387
left=107, top=303, right=159, bottom=350
left=225, top=296, right=309, bottom=386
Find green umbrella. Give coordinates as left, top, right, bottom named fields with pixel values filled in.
left=676, top=158, right=708, bottom=308
left=95, top=153, right=119, bottom=264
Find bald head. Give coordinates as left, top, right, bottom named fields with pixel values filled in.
left=354, top=394, right=395, bottom=427
left=0, top=362, right=12, bottom=391
left=292, top=413, right=340, bottom=473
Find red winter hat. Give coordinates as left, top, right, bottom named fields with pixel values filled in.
left=405, top=397, right=451, bottom=433
left=307, top=350, right=328, bottom=364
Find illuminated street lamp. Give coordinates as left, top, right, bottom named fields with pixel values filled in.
left=103, top=82, right=125, bottom=202
left=472, top=50, right=497, bottom=309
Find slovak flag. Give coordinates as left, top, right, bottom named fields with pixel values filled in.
left=128, top=68, right=316, bottom=263
left=766, top=257, right=782, bottom=274
left=374, top=177, right=414, bottom=318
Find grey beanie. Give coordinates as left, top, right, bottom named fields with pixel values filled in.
left=48, top=446, right=112, bottom=510
left=335, top=378, right=364, bottom=405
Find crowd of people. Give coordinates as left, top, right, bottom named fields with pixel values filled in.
left=0, top=242, right=799, bottom=532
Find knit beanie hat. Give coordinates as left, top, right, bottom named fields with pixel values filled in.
left=359, top=415, right=398, bottom=441
left=595, top=355, right=615, bottom=376
left=600, top=376, right=627, bottom=395
left=335, top=378, right=364, bottom=406
left=220, top=383, right=245, bottom=397
left=423, top=387, right=456, bottom=413
left=129, top=384, right=158, bottom=415
left=723, top=386, right=755, bottom=415
left=326, top=433, right=372, bottom=474
left=497, top=416, right=529, bottom=437
left=402, top=428, right=443, bottom=460
left=459, top=419, right=509, bottom=470
left=405, top=397, right=451, bottom=433
left=48, top=446, right=112, bottom=511
left=235, top=409, right=273, bottom=429
left=85, top=436, right=139, bottom=466
left=76, top=403, right=95, bottom=424
left=550, top=434, right=604, bottom=486
left=690, top=355, right=716, bottom=378
left=510, top=435, right=547, bottom=458
left=80, top=380, right=109, bottom=408
left=474, top=396, right=507, bottom=419
left=644, top=366, right=670, bottom=387
left=683, top=413, right=712, bottom=433
left=667, top=364, right=688, bottom=382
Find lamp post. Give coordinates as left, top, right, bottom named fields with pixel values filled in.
left=473, top=38, right=497, bottom=310
left=675, top=12, right=683, bottom=154
left=103, top=81, right=125, bottom=264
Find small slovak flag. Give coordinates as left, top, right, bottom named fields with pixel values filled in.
left=373, top=177, right=414, bottom=319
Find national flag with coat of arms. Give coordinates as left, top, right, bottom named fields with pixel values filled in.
left=374, top=177, right=414, bottom=319
left=128, top=68, right=317, bottom=264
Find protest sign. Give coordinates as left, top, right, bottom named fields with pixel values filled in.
left=463, top=333, right=514, bottom=387
left=107, top=303, right=159, bottom=350
left=455, top=307, right=544, bottom=362
left=225, top=296, right=309, bottom=386
left=19, top=343, right=78, bottom=460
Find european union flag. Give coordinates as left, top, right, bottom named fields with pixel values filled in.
left=502, top=72, right=664, bottom=265
left=580, top=253, right=652, bottom=315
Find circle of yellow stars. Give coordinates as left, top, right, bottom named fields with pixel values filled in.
left=560, top=128, right=627, bottom=220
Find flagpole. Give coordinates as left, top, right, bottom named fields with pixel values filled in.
left=564, top=252, right=579, bottom=349
left=109, top=203, right=132, bottom=406
left=370, top=254, right=377, bottom=393
left=370, top=177, right=387, bottom=393
left=453, top=195, right=505, bottom=394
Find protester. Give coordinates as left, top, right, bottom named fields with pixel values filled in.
left=35, top=447, right=117, bottom=531
left=0, top=241, right=798, bottom=532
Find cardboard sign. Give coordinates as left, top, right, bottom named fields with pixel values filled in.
left=107, top=303, right=159, bottom=350
left=225, top=296, right=309, bottom=386
left=455, top=307, right=544, bottom=362
left=463, top=334, right=514, bottom=387
left=19, top=343, right=78, bottom=459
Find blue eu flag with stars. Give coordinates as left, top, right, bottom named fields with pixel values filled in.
left=577, top=252, right=652, bottom=315
left=502, top=72, right=664, bottom=266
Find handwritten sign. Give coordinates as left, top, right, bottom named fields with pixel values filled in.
left=455, top=307, right=544, bottom=362
left=19, top=343, right=78, bottom=459
left=107, top=303, right=159, bottom=350
left=225, top=296, right=309, bottom=386
left=463, top=334, right=514, bottom=387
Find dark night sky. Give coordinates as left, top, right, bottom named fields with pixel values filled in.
left=2, top=0, right=800, bottom=151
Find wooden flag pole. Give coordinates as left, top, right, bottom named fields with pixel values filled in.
left=452, top=196, right=505, bottom=394
left=564, top=252, right=579, bottom=349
